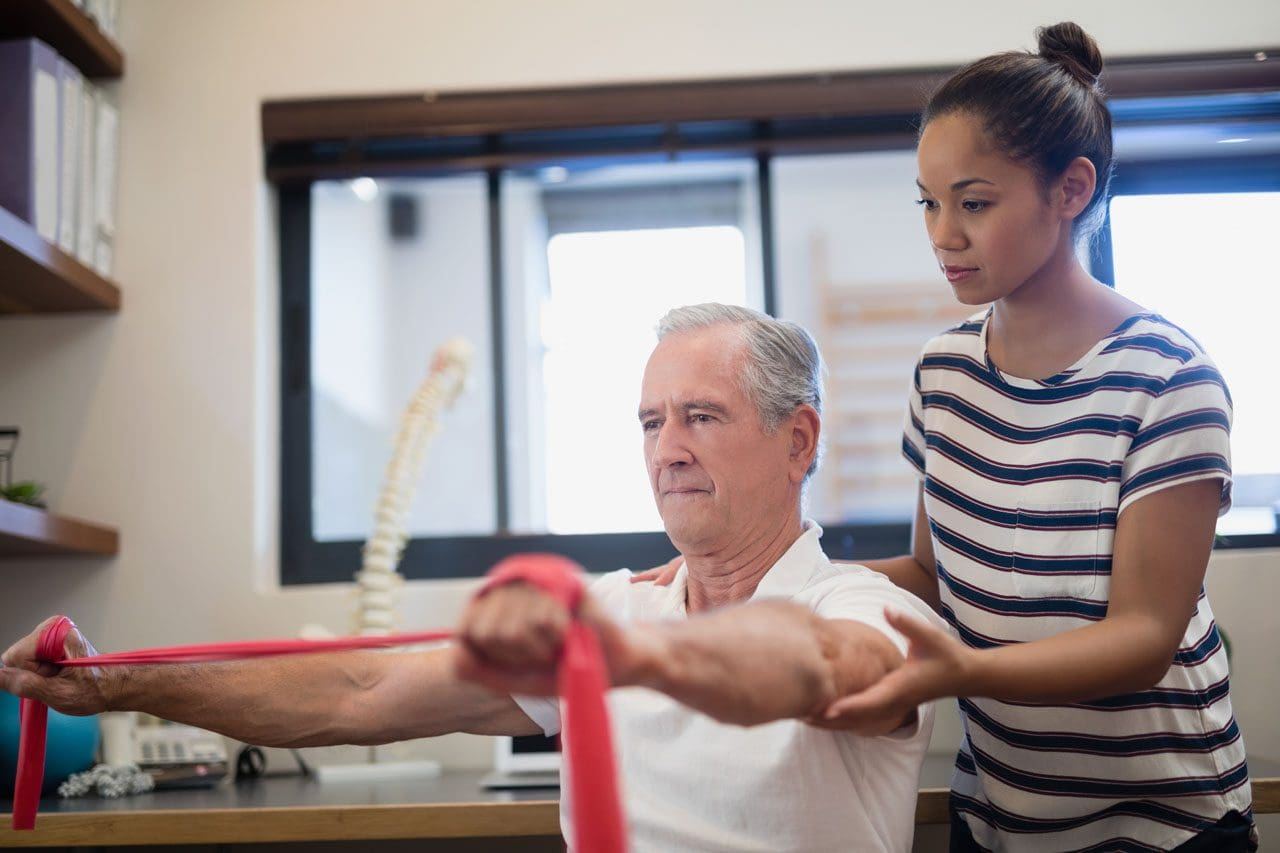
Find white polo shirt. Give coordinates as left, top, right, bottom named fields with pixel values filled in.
left=515, top=522, right=948, bottom=853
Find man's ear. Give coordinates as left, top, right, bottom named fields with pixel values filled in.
left=788, top=405, right=821, bottom=483
left=1057, top=156, right=1097, bottom=221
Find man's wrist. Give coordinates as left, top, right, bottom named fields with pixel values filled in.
left=97, top=665, right=135, bottom=714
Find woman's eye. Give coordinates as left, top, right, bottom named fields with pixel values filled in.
left=915, top=198, right=938, bottom=211
left=962, top=200, right=989, bottom=212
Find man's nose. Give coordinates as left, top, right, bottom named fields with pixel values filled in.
left=650, top=422, right=692, bottom=468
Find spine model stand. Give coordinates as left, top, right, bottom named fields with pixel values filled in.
left=355, top=338, right=473, bottom=636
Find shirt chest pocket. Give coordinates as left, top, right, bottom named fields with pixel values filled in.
left=1011, top=500, right=1103, bottom=600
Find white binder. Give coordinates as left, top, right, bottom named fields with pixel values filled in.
left=56, top=59, right=83, bottom=254
left=93, top=92, right=120, bottom=277
left=76, top=82, right=98, bottom=265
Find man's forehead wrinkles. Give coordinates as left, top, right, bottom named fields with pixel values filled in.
left=638, top=393, right=729, bottom=412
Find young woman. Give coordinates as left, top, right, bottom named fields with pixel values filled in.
left=823, top=21, right=1257, bottom=853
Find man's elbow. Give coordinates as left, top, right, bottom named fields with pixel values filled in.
left=817, top=619, right=903, bottom=703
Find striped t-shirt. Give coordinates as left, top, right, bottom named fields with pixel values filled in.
left=902, top=310, right=1252, bottom=852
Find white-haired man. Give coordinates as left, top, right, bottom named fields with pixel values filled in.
left=3, top=304, right=945, bottom=852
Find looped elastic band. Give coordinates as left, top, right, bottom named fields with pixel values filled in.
left=480, top=553, right=587, bottom=612
left=13, top=616, right=73, bottom=831
left=11, top=556, right=627, bottom=852
left=478, top=554, right=625, bottom=853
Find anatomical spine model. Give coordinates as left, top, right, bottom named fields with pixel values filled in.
left=355, top=338, right=472, bottom=636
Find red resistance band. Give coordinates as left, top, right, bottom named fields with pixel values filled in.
left=11, top=554, right=626, bottom=853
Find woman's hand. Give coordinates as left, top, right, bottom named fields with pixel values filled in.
left=630, top=554, right=682, bottom=586
left=814, top=609, right=973, bottom=731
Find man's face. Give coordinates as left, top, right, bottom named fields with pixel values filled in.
left=638, top=325, right=798, bottom=554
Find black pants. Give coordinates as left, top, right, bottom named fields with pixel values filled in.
left=949, top=806, right=1258, bottom=852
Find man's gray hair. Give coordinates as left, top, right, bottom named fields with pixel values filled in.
left=656, top=303, right=825, bottom=477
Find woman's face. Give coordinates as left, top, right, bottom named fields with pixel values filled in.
left=915, top=112, right=1068, bottom=305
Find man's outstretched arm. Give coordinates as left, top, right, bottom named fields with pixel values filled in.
left=0, top=618, right=541, bottom=748
left=617, top=601, right=908, bottom=732
left=457, top=586, right=909, bottom=735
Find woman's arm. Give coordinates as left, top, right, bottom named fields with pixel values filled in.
left=856, top=485, right=941, bottom=612
left=965, top=477, right=1221, bottom=700
left=822, top=478, right=1221, bottom=720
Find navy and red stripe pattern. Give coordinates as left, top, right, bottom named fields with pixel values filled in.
left=903, top=311, right=1250, bottom=851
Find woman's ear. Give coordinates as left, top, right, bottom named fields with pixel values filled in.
left=1057, top=156, right=1098, bottom=220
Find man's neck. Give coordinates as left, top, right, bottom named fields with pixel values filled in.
left=682, top=515, right=805, bottom=614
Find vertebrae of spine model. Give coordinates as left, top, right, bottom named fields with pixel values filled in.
left=356, top=337, right=473, bottom=636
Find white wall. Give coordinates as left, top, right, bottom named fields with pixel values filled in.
left=0, top=0, right=1277, bottom=774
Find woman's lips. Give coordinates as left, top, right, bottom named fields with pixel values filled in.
left=943, top=265, right=978, bottom=283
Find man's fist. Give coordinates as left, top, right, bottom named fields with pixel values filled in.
left=0, top=616, right=111, bottom=716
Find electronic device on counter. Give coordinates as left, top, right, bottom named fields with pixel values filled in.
left=479, top=732, right=561, bottom=790
left=100, top=712, right=229, bottom=789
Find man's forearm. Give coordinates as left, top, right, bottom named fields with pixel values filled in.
left=105, top=648, right=536, bottom=747
left=621, top=601, right=902, bottom=727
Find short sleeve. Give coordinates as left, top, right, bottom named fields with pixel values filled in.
left=806, top=569, right=951, bottom=740
left=901, top=360, right=926, bottom=478
left=1119, top=360, right=1233, bottom=516
left=512, top=695, right=562, bottom=737
left=806, top=570, right=952, bottom=656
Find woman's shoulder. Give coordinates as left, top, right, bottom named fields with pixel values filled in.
left=918, top=308, right=990, bottom=357
left=1101, top=312, right=1223, bottom=376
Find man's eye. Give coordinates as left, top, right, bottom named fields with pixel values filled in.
left=641, top=420, right=660, bottom=432
left=691, top=414, right=714, bottom=424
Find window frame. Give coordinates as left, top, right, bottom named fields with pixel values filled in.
left=276, top=54, right=1280, bottom=585
left=280, top=167, right=913, bottom=583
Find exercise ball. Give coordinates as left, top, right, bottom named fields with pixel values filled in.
left=0, top=691, right=99, bottom=795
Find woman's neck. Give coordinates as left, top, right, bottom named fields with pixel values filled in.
left=988, top=239, right=1142, bottom=381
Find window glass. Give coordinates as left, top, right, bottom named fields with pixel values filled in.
left=1110, top=191, right=1280, bottom=535
left=502, top=160, right=763, bottom=535
left=772, top=149, right=980, bottom=524
left=310, top=176, right=497, bottom=541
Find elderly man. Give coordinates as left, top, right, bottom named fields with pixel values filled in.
left=2, top=303, right=944, bottom=852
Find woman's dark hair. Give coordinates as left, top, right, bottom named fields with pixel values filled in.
left=921, top=22, right=1114, bottom=243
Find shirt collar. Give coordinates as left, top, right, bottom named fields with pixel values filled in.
left=750, top=519, right=825, bottom=601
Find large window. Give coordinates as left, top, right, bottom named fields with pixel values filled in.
left=275, top=62, right=1280, bottom=584
left=505, top=162, right=763, bottom=537
left=284, top=160, right=773, bottom=582
left=542, top=225, right=750, bottom=534
left=1106, top=157, right=1280, bottom=539
left=310, top=176, right=496, bottom=543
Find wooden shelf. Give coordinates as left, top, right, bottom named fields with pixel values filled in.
left=0, top=499, right=118, bottom=557
left=0, top=204, right=121, bottom=314
left=0, top=0, right=123, bottom=78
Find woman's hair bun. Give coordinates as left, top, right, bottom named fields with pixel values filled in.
left=1037, top=21, right=1104, bottom=87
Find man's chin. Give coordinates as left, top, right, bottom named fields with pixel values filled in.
left=660, top=517, right=711, bottom=553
